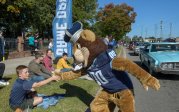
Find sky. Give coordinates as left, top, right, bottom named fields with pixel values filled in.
left=98, top=0, right=179, bottom=38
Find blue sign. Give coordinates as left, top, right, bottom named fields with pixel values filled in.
left=52, top=0, right=72, bottom=57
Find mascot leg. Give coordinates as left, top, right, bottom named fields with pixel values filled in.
left=90, top=90, right=112, bottom=112
left=110, top=89, right=135, bottom=112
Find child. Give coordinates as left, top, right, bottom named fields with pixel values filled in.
left=9, top=65, right=60, bottom=111
left=56, top=52, right=73, bottom=72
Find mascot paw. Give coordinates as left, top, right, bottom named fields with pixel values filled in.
left=53, top=71, right=62, bottom=76
left=143, top=76, right=160, bottom=91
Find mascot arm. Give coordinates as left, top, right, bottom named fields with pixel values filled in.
left=55, top=70, right=82, bottom=80
left=111, top=57, right=160, bottom=91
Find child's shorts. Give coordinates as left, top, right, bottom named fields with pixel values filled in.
left=10, top=98, right=34, bottom=111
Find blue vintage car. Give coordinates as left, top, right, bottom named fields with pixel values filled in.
left=139, top=42, right=179, bottom=75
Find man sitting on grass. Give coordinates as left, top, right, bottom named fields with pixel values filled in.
left=28, top=52, right=52, bottom=82
left=9, top=65, right=60, bottom=111
left=56, top=52, right=73, bottom=72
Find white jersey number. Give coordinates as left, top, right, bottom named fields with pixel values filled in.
left=89, top=70, right=109, bottom=85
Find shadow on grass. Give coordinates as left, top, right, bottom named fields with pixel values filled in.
left=2, top=77, right=12, bottom=81
left=59, top=83, right=94, bottom=106
left=41, top=93, right=65, bottom=98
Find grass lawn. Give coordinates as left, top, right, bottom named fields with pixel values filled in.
left=0, top=74, right=99, bottom=112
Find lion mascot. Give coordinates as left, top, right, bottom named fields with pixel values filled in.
left=55, top=21, right=160, bottom=112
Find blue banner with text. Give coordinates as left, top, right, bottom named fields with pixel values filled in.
left=52, top=0, right=72, bottom=58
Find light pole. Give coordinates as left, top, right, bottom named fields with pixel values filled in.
left=160, top=20, right=163, bottom=41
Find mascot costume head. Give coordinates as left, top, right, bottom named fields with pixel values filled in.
left=56, top=21, right=160, bottom=112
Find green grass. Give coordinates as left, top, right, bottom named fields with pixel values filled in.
left=0, top=75, right=99, bottom=112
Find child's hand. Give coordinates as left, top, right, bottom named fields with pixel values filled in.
left=51, top=75, right=61, bottom=81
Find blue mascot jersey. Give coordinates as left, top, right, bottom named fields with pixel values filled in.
left=87, top=49, right=134, bottom=93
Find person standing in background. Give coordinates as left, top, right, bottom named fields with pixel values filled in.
left=0, top=30, right=5, bottom=61
left=28, top=33, right=35, bottom=55
left=108, top=38, right=117, bottom=49
left=48, top=39, right=53, bottom=51
left=0, top=61, right=9, bottom=86
left=103, top=35, right=113, bottom=46
left=34, top=33, right=39, bottom=51
left=39, top=37, right=43, bottom=50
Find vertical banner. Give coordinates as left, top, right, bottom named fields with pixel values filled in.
left=52, top=0, right=72, bottom=58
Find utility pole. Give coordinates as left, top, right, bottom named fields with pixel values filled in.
left=145, top=28, right=148, bottom=38
left=141, top=26, right=144, bottom=41
left=160, top=20, right=163, bottom=41
left=154, top=24, right=158, bottom=38
left=169, top=23, right=172, bottom=38
left=140, top=26, right=143, bottom=37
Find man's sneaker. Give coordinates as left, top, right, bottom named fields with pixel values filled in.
left=0, top=80, right=9, bottom=86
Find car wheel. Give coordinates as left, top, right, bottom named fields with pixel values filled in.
left=140, top=55, right=144, bottom=65
left=149, top=64, right=156, bottom=76
left=149, top=64, right=153, bottom=74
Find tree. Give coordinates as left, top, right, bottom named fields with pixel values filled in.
left=0, top=0, right=22, bottom=37
left=1, top=0, right=98, bottom=38
left=132, top=35, right=143, bottom=42
left=0, top=0, right=56, bottom=37
left=96, top=3, right=136, bottom=40
left=72, top=0, right=98, bottom=28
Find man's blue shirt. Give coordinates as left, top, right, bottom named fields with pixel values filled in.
left=28, top=36, right=35, bottom=46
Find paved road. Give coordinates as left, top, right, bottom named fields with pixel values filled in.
left=126, top=49, right=179, bottom=112
left=2, top=56, right=34, bottom=75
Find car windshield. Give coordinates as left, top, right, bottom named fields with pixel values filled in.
left=151, top=44, right=179, bottom=52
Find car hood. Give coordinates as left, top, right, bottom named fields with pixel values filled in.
left=150, top=52, right=179, bottom=62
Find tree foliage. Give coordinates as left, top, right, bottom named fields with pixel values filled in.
left=73, top=0, right=97, bottom=28
left=95, top=3, right=136, bottom=40
left=132, top=35, right=143, bottom=42
left=0, top=0, right=98, bottom=38
left=1, top=1, right=136, bottom=40
left=0, top=0, right=56, bottom=37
